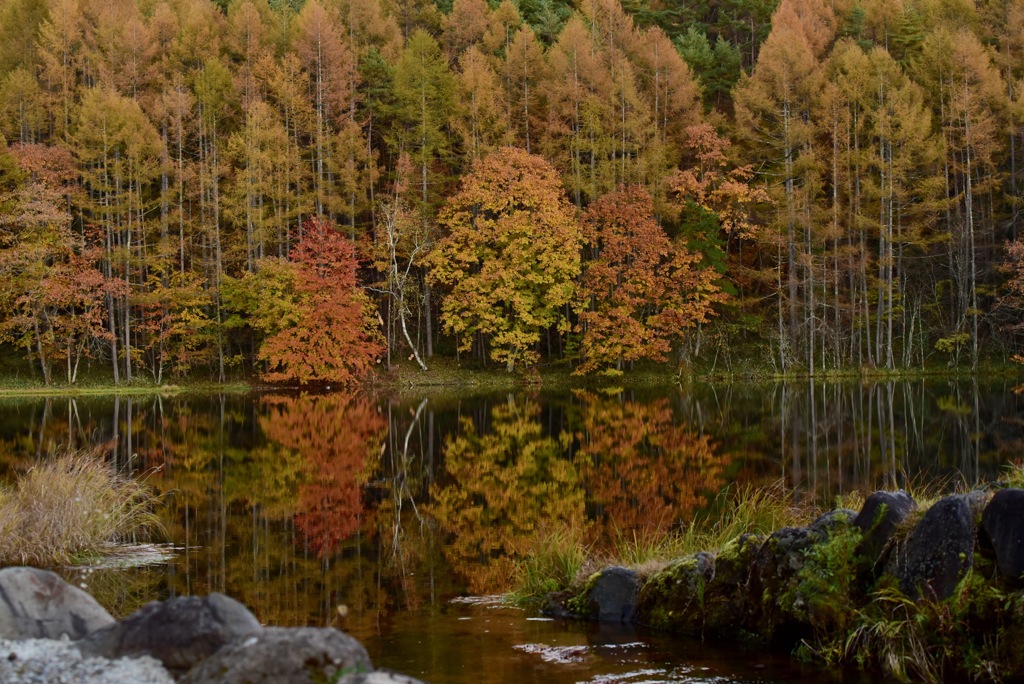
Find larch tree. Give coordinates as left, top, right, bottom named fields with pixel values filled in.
left=453, top=45, right=512, bottom=164
left=391, top=29, right=456, bottom=226
left=815, top=40, right=943, bottom=370
left=480, top=0, right=522, bottom=55
left=36, top=0, right=84, bottom=140
left=915, top=27, right=1007, bottom=369
left=733, top=0, right=837, bottom=373
left=391, top=29, right=457, bottom=358
left=226, top=99, right=291, bottom=271
left=295, top=0, right=357, bottom=221
left=540, top=14, right=611, bottom=206
left=501, top=25, right=546, bottom=154
left=429, top=147, right=582, bottom=371
left=443, top=0, right=491, bottom=60
left=73, top=87, right=164, bottom=384
left=630, top=26, right=702, bottom=211
left=0, top=67, right=48, bottom=144
left=1003, top=239, right=1024, bottom=364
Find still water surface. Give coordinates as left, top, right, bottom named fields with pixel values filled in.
left=0, top=379, right=1020, bottom=682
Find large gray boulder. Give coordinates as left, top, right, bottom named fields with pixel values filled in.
left=0, top=567, right=115, bottom=640
left=182, top=626, right=379, bottom=684
left=577, top=566, right=641, bottom=624
left=889, top=494, right=975, bottom=600
left=853, top=491, right=915, bottom=558
left=78, top=593, right=262, bottom=673
left=982, top=488, right=1024, bottom=586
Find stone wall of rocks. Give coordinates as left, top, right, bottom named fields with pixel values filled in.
left=0, top=567, right=423, bottom=684
left=552, top=488, right=1024, bottom=676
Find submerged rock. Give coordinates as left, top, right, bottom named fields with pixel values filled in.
left=889, top=494, right=975, bottom=601
left=78, top=593, right=263, bottom=673
left=982, top=488, right=1024, bottom=586
left=182, top=626, right=384, bottom=684
left=0, top=566, right=115, bottom=641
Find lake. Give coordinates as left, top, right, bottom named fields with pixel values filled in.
left=0, top=378, right=1021, bottom=682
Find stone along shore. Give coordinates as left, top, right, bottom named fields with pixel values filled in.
left=550, top=488, right=1024, bottom=680
left=0, top=566, right=423, bottom=683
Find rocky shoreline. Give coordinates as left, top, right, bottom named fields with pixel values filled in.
left=548, top=488, right=1024, bottom=681
left=0, top=566, right=423, bottom=683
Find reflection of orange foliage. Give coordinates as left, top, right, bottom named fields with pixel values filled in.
left=260, top=394, right=386, bottom=558
left=575, top=392, right=731, bottom=538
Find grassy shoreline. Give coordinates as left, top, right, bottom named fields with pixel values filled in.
left=0, top=358, right=1021, bottom=398
left=0, top=382, right=252, bottom=398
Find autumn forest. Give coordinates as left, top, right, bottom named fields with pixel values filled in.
left=2, top=0, right=1024, bottom=385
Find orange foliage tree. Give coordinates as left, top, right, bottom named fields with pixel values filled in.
left=670, top=123, right=769, bottom=246
left=258, top=217, right=384, bottom=385
left=0, top=143, right=124, bottom=384
left=429, top=147, right=582, bottom=371
left=576, top=185, right=726, bottom=374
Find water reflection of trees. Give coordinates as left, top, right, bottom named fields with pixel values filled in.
left=427, top=392, right=736, bottom=590
left=260, top=395, right=385, bottom=558
left=574, top=391, right=732, bottom=540
left=430, top=396, right=586, bottom=594
left=0, top=380, right=1020, bottom=630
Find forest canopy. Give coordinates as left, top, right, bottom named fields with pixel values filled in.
left=1, top=0, right=1023, bottom=385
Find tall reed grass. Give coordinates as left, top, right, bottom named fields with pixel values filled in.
left=0, top=448, right=162, bottom=566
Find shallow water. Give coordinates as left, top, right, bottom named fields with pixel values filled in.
left=0, top=379, right=1020, bottom=682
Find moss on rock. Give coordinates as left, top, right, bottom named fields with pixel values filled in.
left=635, top=552, right=714, bottom=634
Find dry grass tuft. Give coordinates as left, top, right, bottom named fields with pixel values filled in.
left=0, top=448, right=163, bottom=566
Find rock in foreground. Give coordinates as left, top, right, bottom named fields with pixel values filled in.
left=0, top=566, right=426, bottom=684
left=183, top=626, right=373, bottom=684
left=79, top=594, right=262, bottom=673
left=0, top=567, right=115, bottom=641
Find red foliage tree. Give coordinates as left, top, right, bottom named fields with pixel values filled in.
left=259, top=217, right=384, bottom=385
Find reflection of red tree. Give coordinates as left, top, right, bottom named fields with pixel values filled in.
left=575, top=392, right=731, bottom=539
left=260, top=394, right=386, bottom=558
